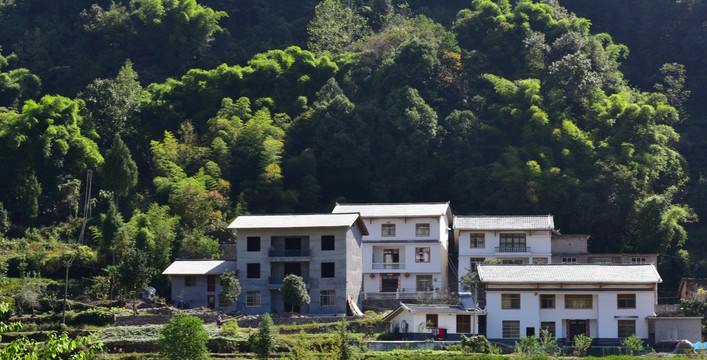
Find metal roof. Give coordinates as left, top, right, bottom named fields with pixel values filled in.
left=332, top=202, right=452, bottom=219
left=477, top=264, right=662, bottom=284
left=227, top=213, right=368, bottom=235
left=453, top=215, right=554, bottom=230
left=162, top=260, right=237, bottom=275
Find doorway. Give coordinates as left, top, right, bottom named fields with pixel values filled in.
left=285, top=237, right=302, bottom=256
left=568, top=320, right=588, bottom=340
left=381, top=274, right=399, bottom=292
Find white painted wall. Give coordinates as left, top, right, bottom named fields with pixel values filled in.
left=485, top=289, right=656, bottom=340
left=388, top=311, right=481, bottom=335
left=170, top=275, right=234, bottom=310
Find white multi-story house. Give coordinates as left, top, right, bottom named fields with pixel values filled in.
left=478, top=264, right=662, bottom=345
left=227, top=213, right=368, bottom=315
left=332, top=202, right=452, bottom=300
left=455, top=215, right=555, bottom=291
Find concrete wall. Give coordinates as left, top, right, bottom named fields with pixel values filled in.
left=485, top=288, right=656, bottom=340
left=387, top=311, right=481, bottom=335
left=649, top=317, right=703, bottom=343
left=236, top=224, right=363, bottom=315
left=169, top=275, right=235, bottom=310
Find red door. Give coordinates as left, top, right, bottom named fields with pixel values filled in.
left=207, top=275, right=216, bottom=292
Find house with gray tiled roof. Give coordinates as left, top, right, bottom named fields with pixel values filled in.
left=454, top=215, right=556, bottom=291
left=227, top=213, right=368, bottom=315
left=162, top=260, right=238, bottom=309
left=332, top=202, right=452, bottom=300
left=478, top=264, right=662, bottom=345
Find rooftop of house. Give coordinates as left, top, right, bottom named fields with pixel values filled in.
left=332, top=202, right=452, bottom=219
left=383, top=301, right=486, bottom=321
left=162, top=260, right=237, bottom=275
left=453, top=215, right=554, bottom=231
left=227, top=213, right=369, bottom=235
left=477, top=264, right=662, bottom=284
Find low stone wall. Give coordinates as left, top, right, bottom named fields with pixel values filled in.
left=113, top=313, right=221, bottom=326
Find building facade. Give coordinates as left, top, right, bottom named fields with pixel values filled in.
left=332, top=203, right=452, bottom=300
left=478, top=264, right=662, bottom=345
left=162, top=260, right=238, bottom=310
left=227, top=213, right=368, bottom=315
left=455, top=215, right=555, bottom=291
left=550, top=234, right=657, bottom=265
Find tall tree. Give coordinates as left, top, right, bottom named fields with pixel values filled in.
left=100, top=136, right=138, bottom=206
left=307, top=0, right=370, bottom=54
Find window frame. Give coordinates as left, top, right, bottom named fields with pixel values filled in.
left=456, top=315, right=471, bottom=333
left=499, top=233, right=526, bottom=250
left=184, top=276, right=196, bottom=287
left=321, top=262, right=335, bottom=278
left=565, top=294, right=593, bottom=309
left=218, top=293, right=233, bottom=307
left=502, top=320, right=520, bottom=338
left=321, top=235, right=335, bottom=251
left=246, top=236, right=261, bottom=252
left=562, top=257, right=577, bottom=264
left=415, top=223, right=430, bottom=237
left=540, top=321, right=556, bottom=338
left=246, top=263, right=260, bottom=279
left=246, top=290, right=261, bottom=307
left=631, top=257, right=647, bottom=264
left=617, top=319, right=636, bottom=338
left=416, top=275, right=433, bottom=292
left=415, top=247, right=431, bottom=263
left=501, top=293, right=521, bottom=309
left=426, top=314, right=438, bottom=328
left=470, top=233, right=485, bottom=249
left=381, top=223, right=396, bottom=237
left=540, top=294, right=555, bottom=309
left=320, top=290, right=336, bottom=306
left=617, top=294, right=636, bottom=309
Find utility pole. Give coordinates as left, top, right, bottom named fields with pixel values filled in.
left=63, top=170, right=93, bottom=325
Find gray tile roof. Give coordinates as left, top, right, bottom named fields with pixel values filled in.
left=383, top=302, right=486, bottom=321
left=332, top=202, right=452, bottom=218
left=227, top=213, right=368, bottom=235
left=453, top=215, right=554, bottom=230
left=477, top=264, right=662, bottom=284
left=162, top=260, right=237, bottom=275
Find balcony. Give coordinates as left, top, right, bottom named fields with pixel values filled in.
left=371, top=262, right=406, bottom=270
left=362, top=289, right=439, bottom=300
left=268, top=247, right=310, bottom=257
left=268, top=276, right=311, bottom=288
left=495, top=246, right=531, bottom=253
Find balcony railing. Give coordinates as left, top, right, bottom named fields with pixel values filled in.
left=371, top=262, right=405, bottom=270
left=268, top=247, right=310, bottom=257
left=363, top=290, right=438, bottom=300
left=269, top=276, right=310, bottom=285
left=495, top=246, right=531, bottom=253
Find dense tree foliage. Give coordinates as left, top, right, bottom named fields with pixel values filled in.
left=0, top=0, right=704, bottom=295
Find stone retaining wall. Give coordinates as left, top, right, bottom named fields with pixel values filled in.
left=113, top=313, right=221, bottom=326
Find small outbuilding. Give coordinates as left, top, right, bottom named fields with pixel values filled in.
left=163, top=259, right=237, bottom=310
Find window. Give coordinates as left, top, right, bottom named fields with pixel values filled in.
left=617, top=320, right=636, bottom=338
left=470, top=233, right=485, bottom=248
left=246, top=290, right=261, bottom=307
left=426, top=314, right=438, bottom=328
left=593, top=257, right=612, bottom=264
left=502, top=294, right=521, bottom=309
left=247, top=236, right=260, bottom=251
left=540, top=321, right=556, bottom=338
left=499, top=233, right=526, bottom=251
left=320, top=290, right=335, bottom=306
left=631, top=257, right=647, bottom=264
left=502, top=259, right=523, bottom=264
left=381, top=223, right=396, bottom=237
left=321, top=262, right=335, bottom=278
left=533, top=257, right=548, bottom=264
left=502, top=320, right=520, bottom=338
left=415, top=247, right=431, bottom=263
left=321, top=235, right=335, bottom=251
left=565, top=295, right=592, bottom=309
left=540, top=294, right=555, bottom=309
left=562, top=257, right=577, bottom=264
left=470, top=258, right=485, bottom=271
left=184, top=276, right=196, bottom=287
left=247, top=263, right=260, bottom=278
left=456, top=315, right=471, bottom=333
left=416, top=223, right=430, bottom=237
left=218, top=293, right=233, bottom=307
left=617, top=294, right=636, bottom=309
left=416, top=275, right=433, bottom=291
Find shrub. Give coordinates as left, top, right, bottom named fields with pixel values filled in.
left=376, top=333, right=398, bottom=340
left=573, top=334, right=594, bottom=357
left=516, top=335, right=540, bottom=356
left=158, top=313, right=210, bottom=360
left=622, top=334, right=644, bottom=355
left=459, top=334, right=497, bottom=354
left=289, top=330, right=316, bottom=360
left=69, top=308, right=113, bottom=326
left=220, top=318, right=239, bottom=336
